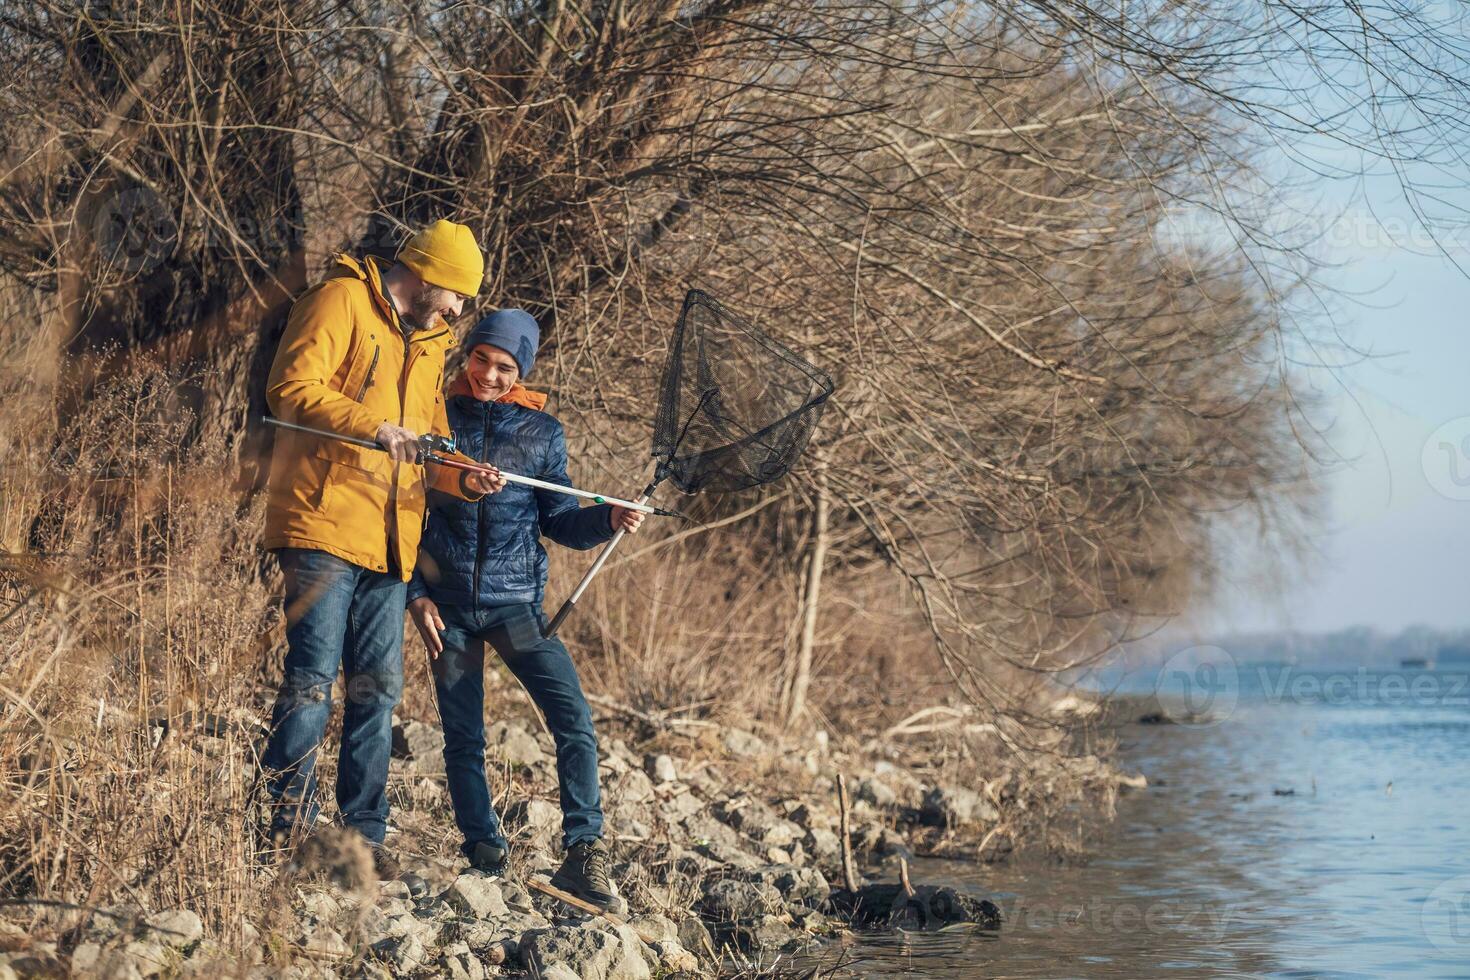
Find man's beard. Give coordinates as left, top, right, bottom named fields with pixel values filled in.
left=403, top=288, right=441, bottom=331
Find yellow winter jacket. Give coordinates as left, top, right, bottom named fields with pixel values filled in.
left=263, top=253, right=480, bottom=578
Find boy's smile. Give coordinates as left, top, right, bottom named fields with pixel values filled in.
left=465, top=343, right=520, bottom=401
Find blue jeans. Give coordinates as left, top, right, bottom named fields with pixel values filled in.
left=261, top=548, right=405, bottom=845
left=431, top=602, right=603, bottom=853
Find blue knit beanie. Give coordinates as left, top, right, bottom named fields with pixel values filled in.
left=464, top=308, right=540, bottom=379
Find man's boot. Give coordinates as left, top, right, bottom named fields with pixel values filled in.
left=550, top=838, right=626, bottom=915
left=466, top=841, right=509, bottom=877
left=372, top=848, right=428, bottom=898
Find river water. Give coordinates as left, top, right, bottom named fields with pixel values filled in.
left=819, top=663, right=1470, bottom=978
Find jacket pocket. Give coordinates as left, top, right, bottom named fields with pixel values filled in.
left=310, top=438, right=392, bottom=509
left=353, top=345, right=381, bottom=402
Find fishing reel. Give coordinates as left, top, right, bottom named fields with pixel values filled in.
left=416, top=433, right=457, bottom=463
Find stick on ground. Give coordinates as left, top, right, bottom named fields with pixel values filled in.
left=526, top=876, right=618, bottom=920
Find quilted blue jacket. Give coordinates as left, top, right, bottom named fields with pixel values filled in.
left=408, top=389, right=614, bottom=609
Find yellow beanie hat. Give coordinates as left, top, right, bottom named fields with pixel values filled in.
left=396, top=219, right=485, bottom=296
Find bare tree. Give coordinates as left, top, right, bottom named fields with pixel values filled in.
left=2, top=9, right=1470, bottom=910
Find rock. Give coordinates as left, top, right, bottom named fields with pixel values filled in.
left=488, top=720, right=546, bottom=767
left=1117, top=771, right=1148, bottom=791
left=608, top=738, right=638, bottom=768
left=500, top=878, right=534, bottom=912
left=841, top=883, right=1002, bottom=929
left=391, top=720, right=446, bottom=775
left=698, top=878, right=784, bottom=921
left=597, top=735, right=630, bottom=774
left=455, top=917, right=532, bottom=961
left=1051, top=693, right=1100, bottom=717
left=71, top=943, right=102, bottom=973
left=788, top=801, right=835, bottom=832
left=122, top=940, right=172, bottom=977
left=303, top=927, right=350, bottom=958
left=677, top=917, right=713, bottom=958
left=78, top=907, right=134, bottom=943
left=89, top=952, right=145, bottom=980
left=381, top=910, right=441, bottom=947
left=659, top=792, right=705, bottom=823
left=650, top=939, right=700, bottom=973
left=442, top=874, right=508, bottom=919
left=804, top=827, right=840, bottom=861
left=854, top=777, right=897, bottom=808
left=610, top=767, right=656, bottom=805
left=921, top=785, right=999, bottom=826
left=298, top=891, right=342, bottom=925
left=683, top=765, right=726, bottom=797
left=726, top=915, right=794, bottom=950
left=645, top=754, right=678, bottom=784
left=439, top=941, right=486, bottom=980
left=612, top=813, right=652, bottom=838
left=732, top=864, right=830, bottom=908
left=506, top=798, right=562, bottom=848
left=712, top=795, right=800, bottom=848
left=683, top=812, right=746, bottom=852
left=379, top=879, right=412, bottom=900
left=374, top=932, right=427, bottom=973
left=143, top=909, right=202, bottom=949
left=520, top=924, right=651, bottom=980
left=627, top=913, right=677, bottom=944
left=721, top=729, right=768, bottom=758
left=602, top=922, right=658, bottom=980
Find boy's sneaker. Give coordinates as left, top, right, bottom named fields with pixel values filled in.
left=550, top=838, right=626, bottom=915
left=466, top=841, right=509, bottom=877
left=371, top=848, right=428, bottom=898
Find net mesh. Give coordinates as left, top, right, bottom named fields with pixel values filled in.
left=652, top=290, right=835, bottom=494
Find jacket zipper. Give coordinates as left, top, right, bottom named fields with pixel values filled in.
left=473, top=405, right=493, bottom=615
left=353, top=346, right=380, bottom=402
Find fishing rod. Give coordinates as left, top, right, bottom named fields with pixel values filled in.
left=262, top=417, right=682, bottom=518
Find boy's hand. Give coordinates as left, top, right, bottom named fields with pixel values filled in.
left=409, top=596, right=445, bottom=659
left=610, top=505, right=645, bottom=534
left=464, top=465, right=505, bottom=495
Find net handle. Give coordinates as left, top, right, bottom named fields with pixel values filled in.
left=543, top=475, right=662, bottom=638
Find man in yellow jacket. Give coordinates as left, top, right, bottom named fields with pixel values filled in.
left=260, top=220, right=503, bottom=892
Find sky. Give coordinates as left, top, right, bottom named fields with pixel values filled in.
left=1209, top=171, right=1470, bottom=635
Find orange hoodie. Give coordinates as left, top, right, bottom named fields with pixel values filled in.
left=446, top=373, right=549, bottom=412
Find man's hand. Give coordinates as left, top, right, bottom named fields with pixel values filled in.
left=464, top=465, right=506, bottom=496
left=375, top=422, right=420, bottom=461
left=610, top=505, right=645, bottom=534
left=408, top=596, right=445, bottom=659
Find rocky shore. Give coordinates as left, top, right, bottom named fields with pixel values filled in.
left=0, top=697, right=1142, bottom=979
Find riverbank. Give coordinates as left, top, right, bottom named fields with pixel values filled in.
left=0, top=693, right=1144, bottom=978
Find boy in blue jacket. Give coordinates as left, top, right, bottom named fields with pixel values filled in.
left=407, top=309, right=642, bottom=913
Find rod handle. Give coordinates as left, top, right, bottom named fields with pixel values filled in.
left=544, top=599, right=575, bottom=638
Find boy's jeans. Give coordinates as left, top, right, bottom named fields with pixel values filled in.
left=431, top=601, right=603, bottom=853
left=261, top=548, right=405, bottom=845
